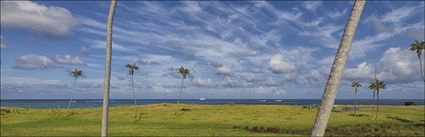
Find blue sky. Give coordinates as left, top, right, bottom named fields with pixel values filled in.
left=1, top=1, right=424, bottom=99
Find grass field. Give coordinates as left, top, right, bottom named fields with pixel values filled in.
left=1, top=104, right=424, bottom=136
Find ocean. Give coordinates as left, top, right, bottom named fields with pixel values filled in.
left=1, top=99, right=423, bottom=109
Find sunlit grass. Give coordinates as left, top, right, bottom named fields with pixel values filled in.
left=1, top=104, right=424, bottom=136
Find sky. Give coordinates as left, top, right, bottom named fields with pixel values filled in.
left=0, top=1, right=424, bottom=99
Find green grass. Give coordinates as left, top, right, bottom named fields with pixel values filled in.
left=1, top=104, right=424, bottom=136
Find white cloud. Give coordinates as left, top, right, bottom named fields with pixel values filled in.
left=166, top=40, right=183, bottom=49
left=345, top=62, right=374, bottom=80
left=54, top=54, right=85, bottom=65
left=216, top=64, right=232, bottom=76
left=377, top=47, right=420, bottom=83
left=80, top=46, right=90, bottom=55
left=327, top=8, right=348, bottom=20
left=256, top=87, right=285, bottom=94
left=85, top=39, right=134, bottom=53
left=13, top=54, right=57, bottom=70
left=302, top=1, right=322, bottom=11
left=344, top=47, right=421, bottom=83
left=0, top=1, right=78, bottom=36
left=381, top=6, right=418, bottom=23
left=268, top=54, right=296, bottom=74
left=298, top=24, right=342, bottom=48
left=351, top=5, right=425, bottom=59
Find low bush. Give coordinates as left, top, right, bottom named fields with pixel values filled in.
left=404, top=102, right=416, bottom=106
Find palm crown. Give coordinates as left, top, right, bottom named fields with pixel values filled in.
left=351, top=82, right=361, bottom=88
left=125, top=64, right=139, bottom=75
left=368, top=80, right=386, bottom=91
left=71, top=68, right=83, bottom=79
left=178, top=66, right=190, bottom=79
left=409, top=40, right=425, bottom=57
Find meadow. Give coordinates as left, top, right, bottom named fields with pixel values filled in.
left=1, top=104, right=424, bottom=136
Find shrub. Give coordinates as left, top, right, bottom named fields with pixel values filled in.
left=404, top=102, right=416, bottom=106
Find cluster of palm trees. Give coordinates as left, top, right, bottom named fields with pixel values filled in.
left=97, top=0, right=423, bottom=136
left=349, top=40, right=424, bottom=119
left=350, top=73, right=386, bottom=119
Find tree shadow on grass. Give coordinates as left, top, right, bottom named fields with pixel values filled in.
left=233, top=125, right=309, bottom=135
left=349, top=114, right=369, bottom=117
left=174, top=108, right=190, bottom=118
left=387, top=116, right=413, bottom=123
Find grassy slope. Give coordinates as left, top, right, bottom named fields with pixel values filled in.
left=1, top=104, right=424, bottom=136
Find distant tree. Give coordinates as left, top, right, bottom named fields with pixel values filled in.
left=177, top=66, right=190, bottom=104
left=102, top=0, right=117, bottom=136
left=125, top=64, right=139, bottom=119
left=311, top=0, right=365, bottom=136
left=409, top=40, right=425, bottom=82
left=66, top=68, right=83, bottom=115
left=368, top=79, right=385, bottom=119
left=351, top=82, right=361, bottom=117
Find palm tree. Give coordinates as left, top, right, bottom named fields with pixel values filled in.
left=125, top=64, right=139, bottom=119
left=409, top=40, right=425, bottom=82
left=66, top=68, right=83, bottom=116
left=177, top=66, right=190, bottom=104
left=369, top=79, right=385, bottom=119
left=351, top=82, right=361, bottom=117
left=311, top=0, right=365, bottom=136
left=369, top=81, right=377, bottom=119
left=101, top=0, right=116, bottom=136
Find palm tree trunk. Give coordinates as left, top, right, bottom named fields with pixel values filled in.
left=311, top=1, right=365, bottom=136
left=376, top=89, right=380, bottom=119
left=131, top=74, right=138, bottom=119
left=101, top=0, right=116, bottom=136
left=418, top=54, right=425, bottom=82
left=177, top=78, right=184, bottom=104
left=354, top=88, right=357, bottom=117
left=66, top=78, right=77, bottom=115
left=372, top=90, right=376, bottom=120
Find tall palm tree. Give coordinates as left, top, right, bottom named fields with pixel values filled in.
left=125, top=64, right=139, bottom=119
left=409, top=40, right=425, bottom=82
left=369, top=81, right=377, bottom=119
left=66, top=68, right=83, bottom=115
left=177, top=66, right=190, bottom=104
left=101, top=0, right=116, bottom=136
left=351, top=82, right=361, bottom=117
left=311, top=0, right=365, bottom=136
left=369, top=79, right=385, bottom=119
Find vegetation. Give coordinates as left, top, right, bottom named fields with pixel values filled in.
left=351, top=82, right=361, bottom=117
left=409, top=40, right=425, bottom=82
left=66, top=68, right=83, bottom=116
left=1, top=104, right=423, bottom=136
left=369, top=72, right=386, bottom=120
left=312, top=1, right=366, bottom=136
left=177, top=66, right=190, bottom=104
left=125, top=64, right=140, bottom=120
left=404, top=102, right=416, bottom=106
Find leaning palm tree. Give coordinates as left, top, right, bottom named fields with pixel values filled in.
left=351, top=82, right=361, bottom=117
left=66, top=68, right=83, bottom=115
left=177, top=66, right=190, bottom=104
left=369, top=79, right=385, bottom=119
left=101, top=0, right=117, bottom=136
left=125, top=64, right=139, bottom=119
left=409, top=40, right=425, bottom=82
left=311, top=0, right=365, bottom=136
